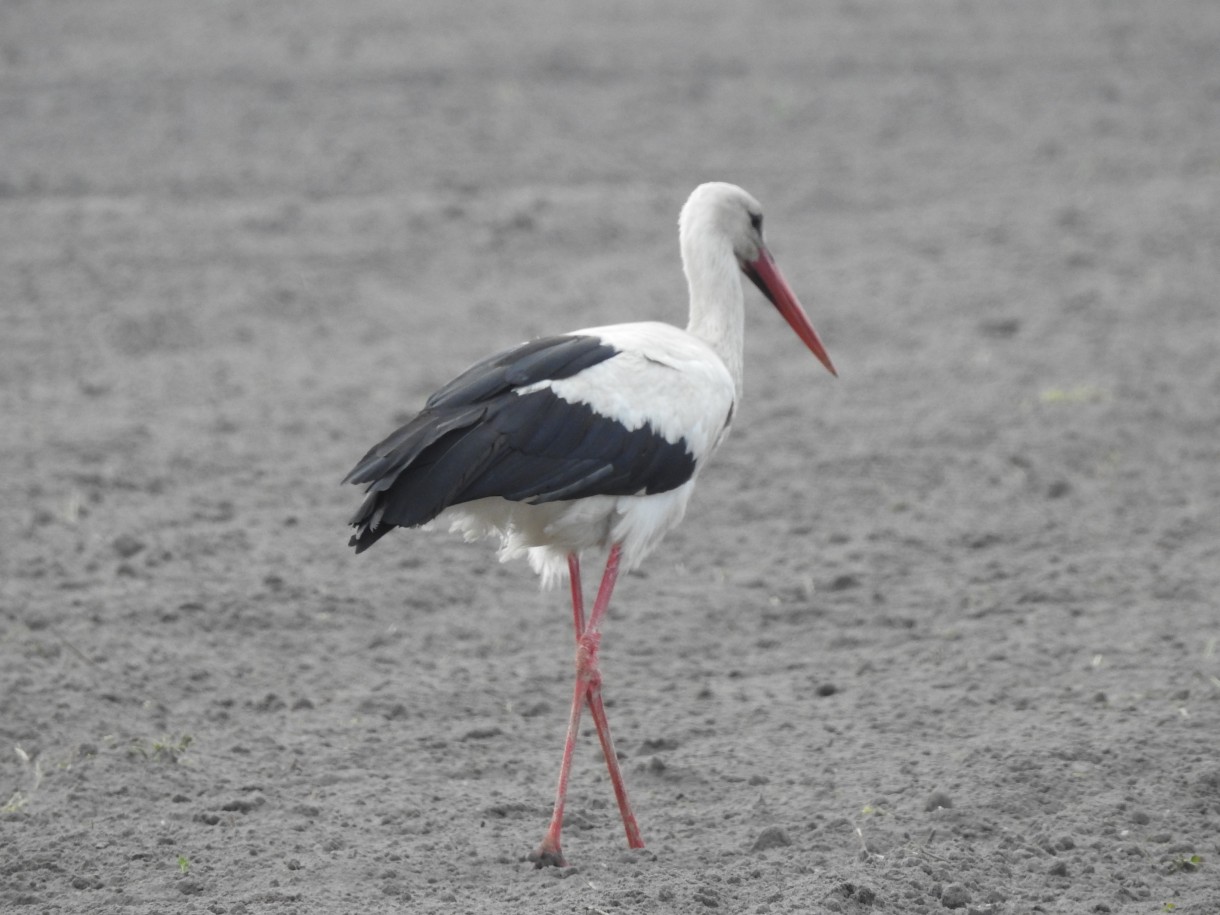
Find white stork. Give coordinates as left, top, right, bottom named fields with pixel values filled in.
left=343, top=181, right=837, bottom=866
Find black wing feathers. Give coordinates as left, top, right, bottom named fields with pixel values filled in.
left=424, top=335, right=617, bottom=409
left=345, top=334, right=697, bottom=553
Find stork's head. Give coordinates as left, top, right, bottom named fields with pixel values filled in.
left=679, top=182, right=837, bottom=377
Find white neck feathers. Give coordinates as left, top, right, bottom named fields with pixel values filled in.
left=679, top=200, right=746, bottom=396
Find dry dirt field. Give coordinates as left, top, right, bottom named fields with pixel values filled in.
left=2, top=1, right=1219, bottom=913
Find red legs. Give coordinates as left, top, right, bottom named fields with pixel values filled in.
left=529, top=543, right=644, bottom=867
left=579, top=549, right=643, bottom=853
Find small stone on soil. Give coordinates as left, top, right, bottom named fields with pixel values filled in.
left=751, top=825, right=792, bottom=851
left=940, top=883, right=971, bottom=908
left=925, top=790, right=953, bottom=811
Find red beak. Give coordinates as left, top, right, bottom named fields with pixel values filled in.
left=743, top=246, right=837, bottom=377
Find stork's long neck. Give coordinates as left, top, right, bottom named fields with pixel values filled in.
left=681, top=231, right=746, bottom=397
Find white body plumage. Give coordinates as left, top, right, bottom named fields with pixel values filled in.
left=432, top=321, right=736, bottom=587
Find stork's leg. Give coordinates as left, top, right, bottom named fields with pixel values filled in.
left=530, top=544, right=642, bottom=866
left=528, top=643, right=591, bottom=867
left=567, top=551, right=586, bottom=640
left=529, top=553, right=595, bottom=867
left=579, top=552, right=644, bottom=852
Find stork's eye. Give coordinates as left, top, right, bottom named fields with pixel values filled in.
left=749, top=212, right=763, bottom=233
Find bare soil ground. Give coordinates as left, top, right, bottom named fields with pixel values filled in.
left=2, top=1, right=1219, bottom=912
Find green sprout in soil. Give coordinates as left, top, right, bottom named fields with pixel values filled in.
left=1, top=791, right=28, bottom=814
left=3, top=746, right=43, bottom=813
left=129, top=734, right=194, bottom=763
left=1168, top=853, right=1202, bottom=874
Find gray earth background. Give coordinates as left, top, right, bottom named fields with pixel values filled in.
left=2, top=1, right=1219, bottom=913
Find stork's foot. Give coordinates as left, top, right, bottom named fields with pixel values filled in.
left=528, top=841, right=566, bottom=868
